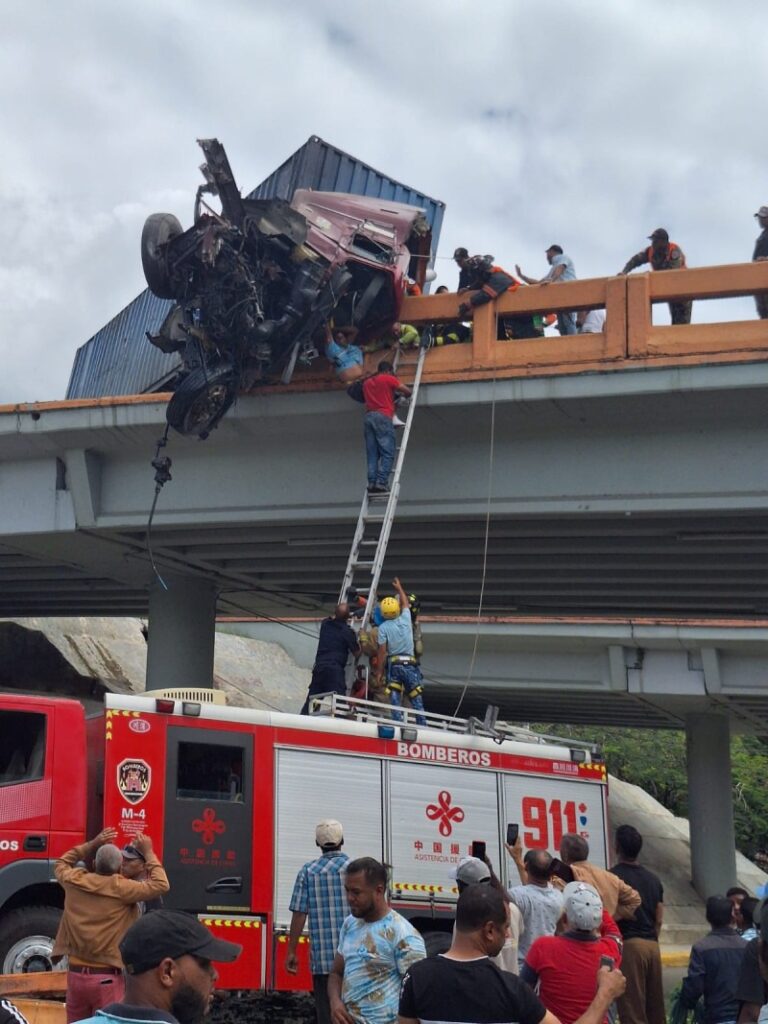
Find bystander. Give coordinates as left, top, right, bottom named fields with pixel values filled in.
left=560, top=833, right=641, bottom=921
left=681, top=895, right=747, bottom=1024
left=506, top=837, right=563, bottom=966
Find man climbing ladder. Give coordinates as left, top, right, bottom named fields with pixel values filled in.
left=375, top=577, right=426, bottom=725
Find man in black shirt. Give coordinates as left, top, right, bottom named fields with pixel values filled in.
left=610, top=825, right=665, bottom=1024
left=300, top=604, right=360, bottom=714
left=753, top=206, right=768, bottom=320
left=398, top=885, right=626, bottom=1024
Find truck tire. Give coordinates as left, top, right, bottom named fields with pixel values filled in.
left=0, top=905, right=63, bottom=973
left=141, top=213, right=183, bottom=299
left=166, top=364, right=237, bottom=438
left=422, top=929, right=451, bottom=957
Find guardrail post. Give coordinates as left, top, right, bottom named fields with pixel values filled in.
left=605, top=275, right=628, bottom=358
left=627, top=274, right=652, bottom=356
left=470, top=302, right=497, bottom=368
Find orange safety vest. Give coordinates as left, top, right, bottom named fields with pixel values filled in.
left=646, top=243, right=686, bottom=270
left=481, top=266, right=520, bottom=299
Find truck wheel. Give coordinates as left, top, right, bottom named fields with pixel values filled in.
left=141, top=213, right=183, bottom=299
left=166, top=364, right=237, bottom=438
left=0, top=906, right=63, bottom=973
left=422, top=930, right=451, bottom=957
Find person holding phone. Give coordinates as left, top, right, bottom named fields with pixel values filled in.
left=521, top=882, right=623, bottom=1024
left=451, top=853, right=523, bottom=974
left=506, top=834, right=564, bottom=967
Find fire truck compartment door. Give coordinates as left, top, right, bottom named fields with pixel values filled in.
left=164, top=726, right=254, bottom=911
left=503, top=774, right=608, bottom=867
left=388, top=761, right=500, bottom=898
left=273, top=749, right=383, bottom=926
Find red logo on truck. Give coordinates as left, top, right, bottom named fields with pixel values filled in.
left=426, top=791, right=465, bottom=836
left=192, top=807, right=226, bottom=845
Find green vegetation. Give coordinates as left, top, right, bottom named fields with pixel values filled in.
left=536, top=725, right=768, bottom=858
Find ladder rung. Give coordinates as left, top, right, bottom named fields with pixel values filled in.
left=354, top=561, right=375, bottom=569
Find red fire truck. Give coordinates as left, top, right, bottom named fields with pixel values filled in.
left=0, top=689, right=608, bottom=988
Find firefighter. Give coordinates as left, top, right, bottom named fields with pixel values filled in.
left=409, top=593, right=424, bottom=664
left=619, top=228, right=692, bottom=324
left=458, top=258, right=539, bottom=340
left=300, top=604, right=360, bottom=714
left=375, top=577, right=426, bottom=725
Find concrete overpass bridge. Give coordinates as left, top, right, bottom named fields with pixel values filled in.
left=3, top=260, right=768, bottom=894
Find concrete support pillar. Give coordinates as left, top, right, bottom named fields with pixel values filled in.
left=146, top=575, right=217, bottom=691
left=685, top=712, right=736, bottom=898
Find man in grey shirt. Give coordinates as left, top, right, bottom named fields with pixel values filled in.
left=506, top=838, right=564, bottom=965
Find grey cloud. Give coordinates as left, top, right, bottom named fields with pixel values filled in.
left=1, top=0, right=766, bottom=401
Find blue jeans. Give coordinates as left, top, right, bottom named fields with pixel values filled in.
left=558, top=311, right=578, bottom=336
left=364, top=411, right=395, bottom=487
left=387, top=662, right=426, bottom=725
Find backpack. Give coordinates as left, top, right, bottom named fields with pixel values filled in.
left=347, top=378, right=366, bottom=404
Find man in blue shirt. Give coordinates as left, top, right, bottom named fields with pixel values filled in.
left=287, top=820, right=350, bottom=1024
left=375, top=577, right=426, bottom=725
left=326, top=326, right=364, bottom=380
left=681, top=895, right=747, bottom=1024
left=516, top=245, right=578, bottom=336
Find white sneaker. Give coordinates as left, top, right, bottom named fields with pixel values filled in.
left=393, top=415, right=406, bottom=427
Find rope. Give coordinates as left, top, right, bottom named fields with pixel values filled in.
left=451, top=370, right=497, bottom=718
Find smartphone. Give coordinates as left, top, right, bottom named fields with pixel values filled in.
left=471, top=840, right=486, bottom=860
left=599, top=955, right=615, bottom=971
left=549, top=858, right=574, bottom=884
left=506, top=823, right=519, bottom=846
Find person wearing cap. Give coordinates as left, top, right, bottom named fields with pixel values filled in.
left=287, top=820, right=350, bottom=1024
left=452, top=856, right=523, bottom=974
left=506, top=837, right=564, bottom=966
left=400, top=885, right=626, bottom=1024
left=122, top=845, right=164, bottom=915
left=73, top=908, right=241, bottom=1024
left=329, top=857, right=425, bottom=1024
left=521, top=881, right=623, bottom=1024
left=53, top=830, right=170, bottom=1024
left=619, top=229, right=692, bottom=325
left=681, top=895, right=747, bottom=1024
left=454, top=248, right=473, bottom=291
left=560, top=833, right=641, bottom=921
left=516, top=246, right=578, bottom=337
left=300, top=604, right=360, bottom=715
left=751, top=206, right=768, bottom=321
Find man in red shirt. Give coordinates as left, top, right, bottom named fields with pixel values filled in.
left=521, top=881, right=623, bottom=1024
left=361, top=360, right=412, bottom=493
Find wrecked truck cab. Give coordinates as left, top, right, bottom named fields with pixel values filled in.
left=140, top=138, right=431, bottom=439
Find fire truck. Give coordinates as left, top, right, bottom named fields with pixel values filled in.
left=0, top=688, right=608, bottom=989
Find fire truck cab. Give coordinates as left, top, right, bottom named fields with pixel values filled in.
left=0, top=690, right=608, bottom=987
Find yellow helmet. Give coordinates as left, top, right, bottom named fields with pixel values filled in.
left=380, top=596, right=400, bottom=620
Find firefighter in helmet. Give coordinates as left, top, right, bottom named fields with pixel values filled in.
left=375, top=577, right=426, bottom=725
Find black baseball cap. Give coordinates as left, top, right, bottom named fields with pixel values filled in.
left=122, top=845, right=145, bottom=862
left=648, top=228, right=669, bottom=242
left=120, top=909, right=242, bottom=975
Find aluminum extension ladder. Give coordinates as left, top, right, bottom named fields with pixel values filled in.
left=338, top=329, right=432, bottom=632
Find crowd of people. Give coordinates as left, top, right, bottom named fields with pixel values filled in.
left=283, top=817, right=768, bottom=1024
left=1, top=817, right=766, bottom=1024
left=323, top=205, right=768, bottom=383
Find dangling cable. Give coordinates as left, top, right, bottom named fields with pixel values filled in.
left=452, top=371, right=497, bottom=718
left=146, top=424, right=172, bottom=591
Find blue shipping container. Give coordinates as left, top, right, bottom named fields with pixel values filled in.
left=66, top=136, right=445, bottom=399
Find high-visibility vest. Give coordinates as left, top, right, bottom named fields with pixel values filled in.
left=646, top=243, right=686, bottom=269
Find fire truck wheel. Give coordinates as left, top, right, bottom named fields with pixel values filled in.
left=422, top=930, right=452, bottom=958
left=0, top=906, right=63, bottom=974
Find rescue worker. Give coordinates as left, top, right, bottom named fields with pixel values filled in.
left=516, top=245, right=578, bottom=336
left=375, top=576, right=427, bottom=725
left=454, top=247, right=473, bottom=291
left=458, top=258, right=538, bottom=341
left=619, top=228, right=692, bottom=325
left=300, top=604, right=360, bottom=714
left=435, top=287, right=472, bottom=346
left=752, top=205, right=768, bottom=320
left=408, top=593, right=424, bottom=664
left=362, top=361, right=412, bottom=493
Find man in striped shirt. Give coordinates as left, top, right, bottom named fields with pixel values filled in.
left=287, top=820, right=350, bottom=1024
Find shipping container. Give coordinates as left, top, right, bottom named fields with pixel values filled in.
left=66, top=137, right=445, bottom=400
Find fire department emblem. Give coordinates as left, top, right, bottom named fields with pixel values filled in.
left=117, top=759, right=151, bottom=805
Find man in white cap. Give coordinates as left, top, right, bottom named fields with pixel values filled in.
left=753, top=206, right=768, bottom=320
left=521, top=882, right=623, bottom=1024
left=287, top=820, right=350, bottom=1024
left=452, top=856, right=523, bottom=973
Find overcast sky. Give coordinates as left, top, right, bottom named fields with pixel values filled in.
left=1, top=0, right=766, bottom=403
